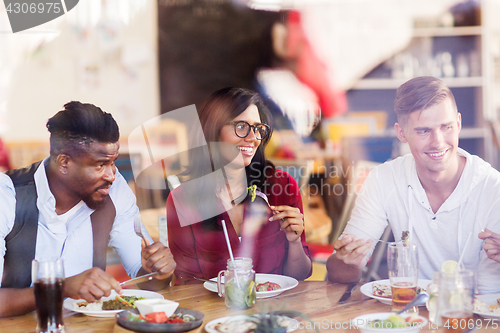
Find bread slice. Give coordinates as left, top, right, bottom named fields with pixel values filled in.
left=372, top=283, right=392, bottom=298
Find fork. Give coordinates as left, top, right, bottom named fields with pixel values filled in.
left=255, top=190, right=297, bottom=235
left=254, top=190, right=275, bottom=213
left=134, top=214, right=160, bottom=279
left=134, top=214, right=148, bottom=247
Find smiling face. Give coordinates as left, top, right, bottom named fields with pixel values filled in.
left=395, top=97, right=462, bottom=180
left=66, top=141, right=119, bottom=209
left=218, top=104, right=263, bottom=168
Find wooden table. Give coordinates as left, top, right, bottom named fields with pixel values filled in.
left=1, top=282, right=497, bottom=332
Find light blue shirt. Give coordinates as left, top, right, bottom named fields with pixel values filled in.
left=0, top=158, right=151, bottom=286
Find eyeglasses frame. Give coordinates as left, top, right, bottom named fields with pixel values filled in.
left=228, top=120, right=270, bottom=140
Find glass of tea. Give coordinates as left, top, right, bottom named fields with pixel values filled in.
left=438, top=270, right=475, bottom=332
left=32, top=258, right=65, bottom=333
left=387, top=243, right=419, bottom=313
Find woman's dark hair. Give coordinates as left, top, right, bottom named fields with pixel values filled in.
left=180, top=87, right=274, bottom=228
left=183, top=87, right=274, bottom=187
left=47, top=101, right=119, bottom=157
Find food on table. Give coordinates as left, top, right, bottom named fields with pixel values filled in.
left=367, top=313, right=424, bottom=328
left=372, top=283, right=392, bottom=298
left=212, top=315, right=291, bottom=333
left=225, top=278, right=256, bottom=309
left=74, top=295, right=145, bottom=311
left=474, top=297, right=500, bottom=313
left=401, top=231, right=410, bottom=246
left=372, top=283, right=423, bottom=299
left=125, top=311, right=196, bottom=324
left=248, top=185, right=257, bottom=202
left=255, top=281, right=281, bottom=292
left=214, top=318, right=256, bottom=333
left=441, top=260, right=458, bottom=274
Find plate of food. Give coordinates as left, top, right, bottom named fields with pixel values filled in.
left=64, top=289, right=164, bottom=317
left=205, top=314, right=298, bottom=333
left=360, top=279, right=431, bottom=305
left=116, top=307, right=204, bottom=332
left=473, top=294, right=500, bottom=319
left=203, top=273, right=298, bottom=299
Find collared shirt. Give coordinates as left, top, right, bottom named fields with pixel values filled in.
left=343, top=148, right=500, bottom=294
left=0, top=158, right=149, bottom=286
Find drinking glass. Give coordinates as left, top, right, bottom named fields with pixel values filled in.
left=439, top=270, right=474, bottom=332
left=387, top=243, right=419, bottom=313
left=32, top=258, right=65, bottom=333
left=426, top=271, right=441, bottom=326
left=217, top=257, right=256, bottom=310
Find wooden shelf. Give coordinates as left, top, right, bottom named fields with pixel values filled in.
left=459, top=127, right=488, bottom=139
left=412, top=26, right=483, bottom=37
left=351, top=77, right=483, bottom=90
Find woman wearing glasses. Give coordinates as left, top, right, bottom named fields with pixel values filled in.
left=166, top=87, right=312, bottom=285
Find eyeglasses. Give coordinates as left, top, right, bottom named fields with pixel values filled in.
left=228, top=121, right=270, bottom=140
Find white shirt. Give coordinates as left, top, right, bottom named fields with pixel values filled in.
left=343, top=148, right=500, bottom=294
left=0, top=158, right=151, bottom=286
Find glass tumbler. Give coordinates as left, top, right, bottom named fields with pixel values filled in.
left=439, top=270, right=475, bottom=333
left=32, top=258, right=65, bottom=333
left=387, top=243, right=419, bottom=313
left=217, top=257, right=256, bottom=309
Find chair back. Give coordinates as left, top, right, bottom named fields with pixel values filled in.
left=158, top=215, right=168, bottom=247
left=330, top=160, right=380, bottom=243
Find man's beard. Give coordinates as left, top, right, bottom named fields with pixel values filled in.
left=83, top=193, right=107, bottom=210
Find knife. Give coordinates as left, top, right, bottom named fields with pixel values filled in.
left=119, top=272, right=159, bottom=287
left=193, top=277, right=223, bottom=284
left=338, top=282, right=358, bottom=303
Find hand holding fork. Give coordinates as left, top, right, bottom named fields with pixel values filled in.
left=254, top=190, right=300, bottom=237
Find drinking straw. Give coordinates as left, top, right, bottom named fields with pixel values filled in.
left=221, top=220, right=241, bottom=288
left=456, top=231, right=472, bottom=274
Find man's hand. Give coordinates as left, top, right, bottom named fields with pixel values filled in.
left=141, top=240, right=176, bottom=280
left=478, top=228, right=500, bottom=263
left=64, top=267, right=121, bottom=302
left=333, top=234, right=373, bottom=269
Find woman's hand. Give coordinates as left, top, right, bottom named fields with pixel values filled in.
left=269, top=205, right=304, bottom=242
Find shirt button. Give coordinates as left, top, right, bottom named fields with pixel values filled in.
left=432, top=217, right=436, bottom=220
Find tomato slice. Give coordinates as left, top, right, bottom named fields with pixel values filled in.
left=144, top=312, right=169, bottom=323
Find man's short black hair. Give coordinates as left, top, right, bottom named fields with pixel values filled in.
left=46, top=101, right=119, bottom=157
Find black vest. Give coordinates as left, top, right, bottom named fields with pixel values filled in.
left=2, top=161, right=116, bottom=288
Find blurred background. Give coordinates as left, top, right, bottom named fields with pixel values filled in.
left=2, top=0, right=500, bottom=280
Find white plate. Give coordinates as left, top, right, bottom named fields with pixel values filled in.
left=474, top=293, right=500, bottom=319
left=205, top=314, right=298, bottom=333
left=352, top=312, right=428, bottom=333
left=203, top=273, right=298, bottom=299
left=63, top=289, right=164, bottom=318
left=360, top=279, right=432, bottom=305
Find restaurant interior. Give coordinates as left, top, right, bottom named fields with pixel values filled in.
left=2, top=0, right=500, bottom=285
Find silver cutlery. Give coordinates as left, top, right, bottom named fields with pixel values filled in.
left=134, top=214, right=148, bottom=247
left=255, top=190, right=297, bottom=234
left=254, top=190, right=275, bottom=212
left=119, top=272, right=159, bottom=286
left=130, top=214, right=159, bottom=283
left=194, top=277, right=223, bottom=284
left=338, top=282, right=358, bottom=303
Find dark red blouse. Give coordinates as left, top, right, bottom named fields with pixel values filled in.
left=166, top=169, right=311, bottom=285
